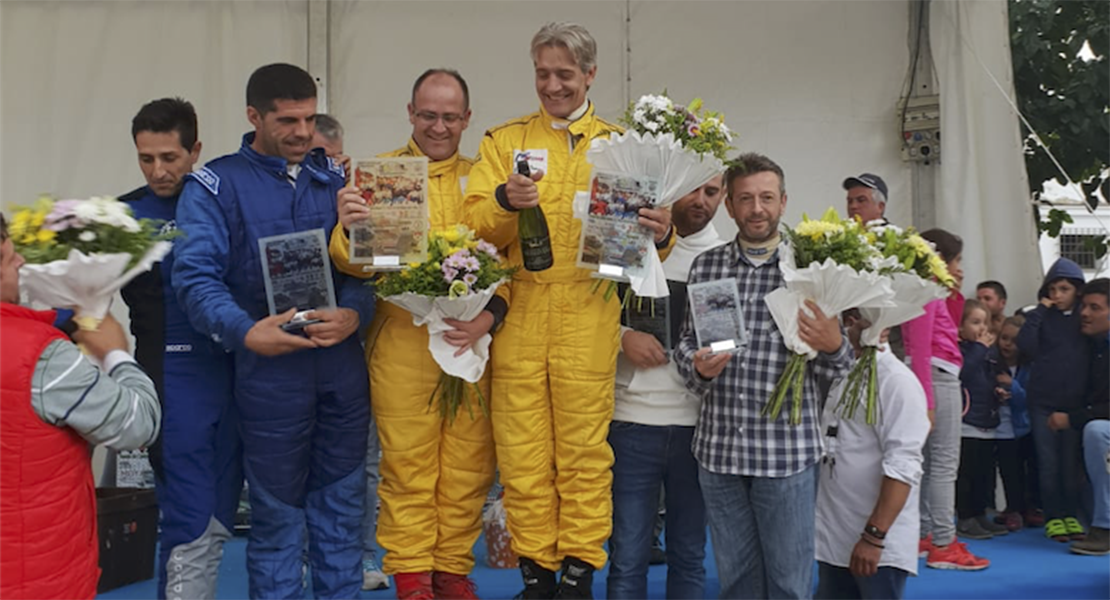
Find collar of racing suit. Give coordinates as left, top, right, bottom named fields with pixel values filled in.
left=405, top=137, right=461, bottom=180
left=238, top=132, right=332, bottom=185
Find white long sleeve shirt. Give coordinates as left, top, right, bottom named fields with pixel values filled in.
left=816, top=350, right=930, bottom=575
left=614, top=224, right=726, bottom=426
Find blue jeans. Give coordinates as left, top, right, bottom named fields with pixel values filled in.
left=608, top=422, right=706, bottom=600
left=814, top=563, right=908, bottom=600
left=1084, top=420, right=1110, bottom=529
left=699, top=462, right=817, bottom=600
left=1030, top=406, right=1082, bottom=521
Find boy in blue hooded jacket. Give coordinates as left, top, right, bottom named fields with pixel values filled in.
left=1016, top=257, right=1088, bottom=542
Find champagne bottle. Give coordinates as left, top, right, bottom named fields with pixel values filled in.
left=516, top=157, right=553, bottom=271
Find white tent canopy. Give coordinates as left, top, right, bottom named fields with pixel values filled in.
left=0, top=0, right=1042, bottom=304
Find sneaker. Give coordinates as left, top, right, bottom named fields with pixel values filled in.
left=1064, top=517, right=1087, bottom=541
left=976, top=515, right=1009, bottom=536
left=957, top=517, right=994, bottom=540
left=394, top=572, right=434, bottom=600
left=1024, top=508, right=1045, bottom=528
left=926, top=540, right=990, bottom=570
left=918, top=534, right=934, bottom=558
left=1045, top=518, right=1070, bottom=543
left=995, top=511, right=1023, bottom=531
left=554, top=556, right=595, bottom=599
left=432, top=572, right=479, bottom=600
left=362, top=557, right=390, bottom=591
left=515, top=557, right=557, bottom=600
left=1070, top=526, right=1110, bottom=556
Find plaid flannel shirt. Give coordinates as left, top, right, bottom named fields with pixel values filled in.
left=675, top=240, right=853, bottom=478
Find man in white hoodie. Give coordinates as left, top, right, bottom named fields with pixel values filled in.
left=607, top=174, right=725, bottom=600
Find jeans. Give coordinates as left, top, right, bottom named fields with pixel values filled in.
left=699, top=462, right=817, bottom=600
left=608, top=422, right=706, bottom=600
left=361, top=412, right=382, bottom=561
left=1029, top=406, right=1082, bottom=521
left=1083, top=421, right=1110, bottom=529
left=920, top=368, right=960, bottom=546
left=814, top=563, right=908, bottom=600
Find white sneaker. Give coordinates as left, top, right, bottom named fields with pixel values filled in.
left=362, top=558, right=390, bottom=591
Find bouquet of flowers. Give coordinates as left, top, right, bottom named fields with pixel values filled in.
left=375, top=225, right=516, bottom=421
left=763, top=208, right=895, bottom=424
left=835, top=223, right=954, bottom=423
left=10, top=196, right=173, bottom=329
left=585, top=93, right=734, bottom=298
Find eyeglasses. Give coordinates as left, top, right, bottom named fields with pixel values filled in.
left=414, top=111, right=465, bottom=126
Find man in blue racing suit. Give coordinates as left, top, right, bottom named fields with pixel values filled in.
left=119, top=97, right=242, bottom=600
left=172, top=63, right=373, bottom=599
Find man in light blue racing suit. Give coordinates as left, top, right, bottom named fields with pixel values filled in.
left=119, top=97, right=243, bottom=600
left=172, top=63, right=373, bottom=599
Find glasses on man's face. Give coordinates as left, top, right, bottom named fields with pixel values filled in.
left=415, top=111, right=464, bottom=126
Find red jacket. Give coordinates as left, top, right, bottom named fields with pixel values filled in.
left=0, top=303, right=100, bottom=599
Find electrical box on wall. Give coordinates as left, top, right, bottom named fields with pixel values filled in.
left=899, top=95, right=940, bottom=163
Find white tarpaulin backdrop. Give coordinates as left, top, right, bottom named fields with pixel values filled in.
left=1, top=0, right=1042, bottom=305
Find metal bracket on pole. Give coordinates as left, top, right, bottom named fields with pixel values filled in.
left=907, top=0, right=938, bottom=231
left=307, top=0, right=330, bottom=114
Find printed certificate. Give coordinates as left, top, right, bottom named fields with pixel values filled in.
left=576, top=170, right=660, bottom=280
left=259, top=228, right=337, bottom=315
left=349, top=157, right=430, bottom=269
left=688, top=278, right=746, bottom=354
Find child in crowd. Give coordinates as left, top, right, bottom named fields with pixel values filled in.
left=955, top=300, right=1009, bottom=539
left=991, top=315, right=1041, bottom=531
left=903, top=229, right=989, bottom=570
left=1017, top=258, right=1089, bottom=542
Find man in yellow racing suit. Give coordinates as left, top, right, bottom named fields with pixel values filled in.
left=463, top=23, right=674, bottom=600
left=329, top=69, right=501, bottom=600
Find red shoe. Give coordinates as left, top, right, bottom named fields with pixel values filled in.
left=432, top=571, right=479, bottom=600
left=918, top=533, right=934, bottom=558
left=926, top=540, right=990, bottom=571
left=997, top=510, right=1024, bottom=532
left=395, top=572, right=435, bottom=600
left=1023, top=508, right=1045, bottom=528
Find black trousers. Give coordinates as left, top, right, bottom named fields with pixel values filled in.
left=958, top=437, right=996, bottom=519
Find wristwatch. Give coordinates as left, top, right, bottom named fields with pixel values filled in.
left=864, top=523, right=887, bottom=540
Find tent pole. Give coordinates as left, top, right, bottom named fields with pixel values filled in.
left=908, top=0, right=938, bottom=231
left=307, top=0, right=330, bottom=114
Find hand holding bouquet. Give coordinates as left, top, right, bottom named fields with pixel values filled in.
left=836, top=223, right=953, bottom=423
left=10, top=196, right=173, bottom=329
left=376, top=225, right=516, bottom=421
left=585, top=93, right=734, bottom=298
left=763, top=208, right=895, bottom=424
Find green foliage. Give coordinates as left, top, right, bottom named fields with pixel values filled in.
left=1010, top=0, right=1109, bottom=250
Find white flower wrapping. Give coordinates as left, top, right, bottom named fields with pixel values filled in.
left=586, top=131, right=725, bottom=298
left=856, top=272, right=949, bottom=347
left=19, top=243, right=171, bottom=328
left=764, top=241, right=896, bottom=359
left=382, top=280, right=505, bottom=383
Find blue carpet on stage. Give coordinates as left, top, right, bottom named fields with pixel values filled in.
left=99, top=527, right=1108, bottom=599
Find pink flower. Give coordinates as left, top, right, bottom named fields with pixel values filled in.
left=464, top=273, right=477, bottom=286
left=442, top=266, right=458, bottom=282
left=44, top=199, right=85, bottom=232
left=476, top=240, right=499, bottom=258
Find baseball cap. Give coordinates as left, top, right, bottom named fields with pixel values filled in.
left=842, top=173, right=888, bottom=199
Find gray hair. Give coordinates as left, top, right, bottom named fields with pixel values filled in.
left=531, top=22, right=597, bottom=73
left=872, top=188, right=887, bottom=207
left=314, top=113, right=343, bottom=142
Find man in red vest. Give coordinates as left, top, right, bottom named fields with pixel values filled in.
left=0, top=213, right=162, bottom=599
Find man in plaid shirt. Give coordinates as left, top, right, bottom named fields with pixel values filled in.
left=675, top=153, right=853, bottom=599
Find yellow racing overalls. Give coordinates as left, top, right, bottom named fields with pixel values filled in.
left=330, top=139, right=496, bottom=576
left=464, top=104, right=674, bottom=571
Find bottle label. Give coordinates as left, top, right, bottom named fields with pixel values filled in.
left=521, top=235, right=553, bottom=270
